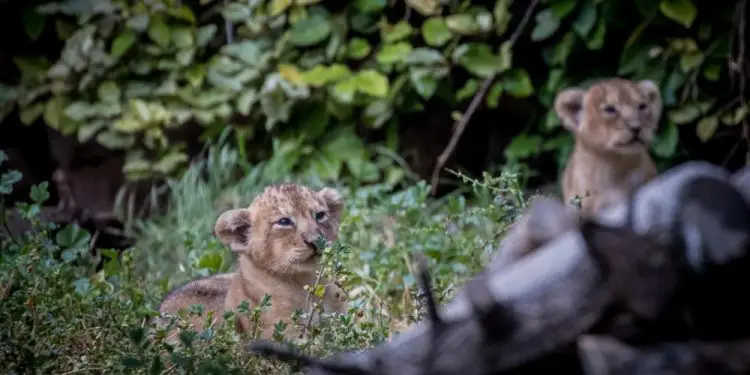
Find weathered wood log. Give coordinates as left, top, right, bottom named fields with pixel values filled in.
left=247, top=161, right=750, bottom=375
left=577, top=335, right=750, bottom=375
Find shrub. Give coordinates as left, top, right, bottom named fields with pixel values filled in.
left=0, top=147, right=529, bottom=373
left=2, top=0, right=744, bottom=184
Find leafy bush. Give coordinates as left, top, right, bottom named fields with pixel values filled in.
left=3, top=0, right=743, bottom=184
left=0, top=146, right=529, bottom=373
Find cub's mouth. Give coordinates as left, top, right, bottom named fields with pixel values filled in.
left=618, top=137, right=645, bottom=147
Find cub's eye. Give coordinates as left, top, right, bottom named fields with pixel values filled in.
left=276, top=218, right=293, bottom=226
left=315, top=211, right=328, bottom=222
left=603, top=105, right=618, bottom=115
left=637, top=102, right=648, bottom=111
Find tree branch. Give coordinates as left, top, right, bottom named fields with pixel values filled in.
left=430, top=0, right=540, bottom=195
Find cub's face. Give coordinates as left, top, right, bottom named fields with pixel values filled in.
left=214, top=183, right=344, bottom=276
left=554, top=78, right=663, bottom=155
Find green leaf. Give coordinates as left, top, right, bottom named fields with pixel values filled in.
left=422, top=17, right=452, bottom=46
left=196, top=24, right=218, bottom=47
left=502, top=69, right=534, bottom=97
left=198, top=252, right=224, bottom=272
left=331, top=76, right=358, bottom=103
left=97, top=130, right=135, bottom=149
left=168, top=5, right=197, bottom=24
left=171, top=27, right=194, bottom=49
left=703, top=62, right=721, bottom=81
left=22, top=8, right=46, bottom=40
left=497, top=41, right=513, bottom=73
left=550, top=0, right=577, bottom=19
left=409, top=67, right=438, bottom=99
left=29, top=181, right=49, bottom=204
left=363, top=99, right=393, bottom=129
left=696, top=116, right=718, bottom=142
left=20, top=103, right=44, bottom=125
left=77, top=121, right=107, bottom=142
left=679, top=51, right=704, bottom=72
left=376, top=42, right=413, bottom=64
left=301, top=64, right=352, bottom=87
left=531, top=9, right=560, bottom=41
left=0, top=170, right=22, bottom=195
left=585, top=19, right=607, bottom=50
left=346, top=38, right=371, bottom=59
left=97, top=81, right=121, bottom=102
left=405, top=48, right=447, bottom=66
left=289, top=14, right=332, bottom=46
left=659, top=0, right=697, bottom=28
left=405, top=0, right=439, bottom=16
left=382, top=21, right=413, bottom=43
left=56, top=223, right=90, bottom=249
left=269, top=0, right=293, bottom=16
left=43, top=96, right=68, bottom=129
left=445, top=13, right=481, bottom=35
left=354, top=0, right=387, bottom=12
left=456, top=43, right=501, bottom=78
left=486, top=82, right=504, bottom=108
left=667, top=104, right=701, bottom=124
left=456, top=79, right=479, bottom=102
left=504, top=133, right=543, bottom=160
left=236, top=89, right=258, bottom=115
left=494, top=0, right=512, bottom=36
left=222, top=3, right=251, bottom=22
left=153, top=152, right=188, bottom=174
left=651, top=120, right=679, bottom=158
left=63, top=101, right=95, bottom=122
left=356, top=70, right=389, bottom=97
left=721, top=105, right=749, bottom=126
left=572, top=2, right=597, bottom=38
left=147, top=19, right=171, bottom=48
left=126, top=13, right=150, bottom=31
left=14, top=56, right=49, bottom=79
left=111, top=30, right=137, bottom=59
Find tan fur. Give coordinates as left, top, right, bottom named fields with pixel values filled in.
left=157, top=183, right=347, bottom=342
left=556, top=78, right=663, bottom=216
left=217, top=183, right=347, bottom=340
left=157, top=273, right=234, bottom=341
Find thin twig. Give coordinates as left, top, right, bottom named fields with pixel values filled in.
left=430, top=0, right=541, bottom=195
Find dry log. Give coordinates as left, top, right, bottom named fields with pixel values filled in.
left=578, top=335, right=750, bottom=375
left=247, top=161, right=750, bottom=375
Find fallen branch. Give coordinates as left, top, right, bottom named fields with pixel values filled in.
left=247, top=161, right=750, bottom=375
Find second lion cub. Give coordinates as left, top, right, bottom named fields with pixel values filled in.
left=555, top=78, right=663, bottom=216
left=158, top=183, right=348, bottom=341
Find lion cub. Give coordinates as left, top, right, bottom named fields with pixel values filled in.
left=157, top=183, right=348, bottom=341
left=555, top=78, right=663, bottom=216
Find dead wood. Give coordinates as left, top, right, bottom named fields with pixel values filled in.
left=247, top=161, right=750, bottom=375
left=578, top=335, right=750, bottom=375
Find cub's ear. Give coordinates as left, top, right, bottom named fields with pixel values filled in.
left=554, top=88, right=587, bottom=132
left=636, top=79, right=661, bottom=103
left=317, top=187, right=344, bottom=222
left=214, top=208, right=252, bottom=252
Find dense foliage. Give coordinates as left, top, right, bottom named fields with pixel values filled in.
left=0, top=147, right=527, bottom=373
left=1, top=0, right=746, bottom=184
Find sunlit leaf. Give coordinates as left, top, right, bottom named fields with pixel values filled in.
left=421, top=17, right=452, bottom=46
left=659, top=0, right=697, bottom=28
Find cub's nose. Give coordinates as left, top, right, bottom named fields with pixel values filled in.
left=304, top=238, right=320, bottom=253
left=303, top=233, right=324, bottom=254
left=625, top=120, right=641, bottom=130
